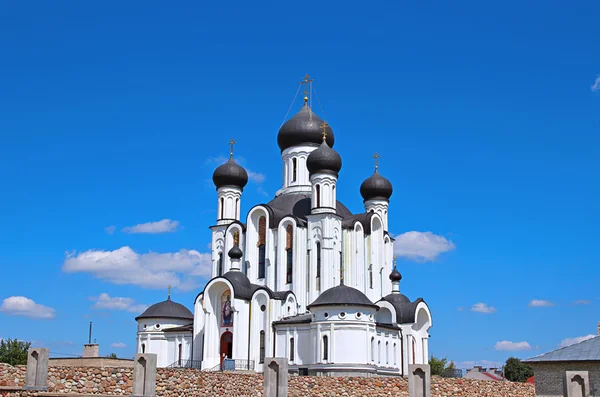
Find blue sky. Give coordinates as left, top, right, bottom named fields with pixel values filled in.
left=1, top=1, right=599, bottom=368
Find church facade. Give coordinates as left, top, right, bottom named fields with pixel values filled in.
left=136, top=91, right=432, bottom=376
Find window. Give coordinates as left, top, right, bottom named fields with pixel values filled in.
left=178, top=343, right=182, bottom=365
left=141, top=343, right=146, bottom=354
left=286, top=225, right=293, bottom=284
left=258, top=216, right=266, bottom=279
left=218, top=252, right=223, bottom=276
left=290, top=338, right=295, bottom=361
left=369, top=265, right=373, bottom=289
left=386, top=341, right=389, bottom=364
left=260, top=305, right=266, bottom=312
left=316, top=242, right=321, bottom=278
left=378, top=341, right=381, bottom=364
left=322, top=335, right=328, bottom=361
left=292, top=158, right=297, bottom=182
left=339, top=251, right=343, bottom=284
left=393, top=343, right=397, bottom=366
left=316, top=185, right=321, bottom=207
left=259, top=331, right=265, bottom=364
left=235, top=198, right=239, bottom=219
left=370, top=338, right=375, bottom=362
left=220, top=197, right=224, bottom=219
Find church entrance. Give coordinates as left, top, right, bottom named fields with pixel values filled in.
left=220, top=331, right=233, bottom=359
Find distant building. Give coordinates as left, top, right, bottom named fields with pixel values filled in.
left=463, top=366, right=504, bottom=381
left=524, top=323, right=600, bottom=397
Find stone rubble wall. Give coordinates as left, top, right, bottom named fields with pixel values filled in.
left=0, top=363, right=534, bottom=396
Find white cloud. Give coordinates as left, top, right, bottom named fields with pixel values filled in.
left=472, top=303, right=497, bottom=314
left=63, top=246, right=212, bottom=290
left=574, top=299, right=591, bottom=305
left=247, top=170, right=266, bottom=184
left=111, top=342, right=127, bottom=349
left=393, top=231, right=455, bottom=262
left=529, top=299, right=555, bottom=308
left=105, top=225, right=116, bottom=235
left=494, top=341, right=532, bottom=351
left=122, top=219, right=180, bottom=234
left=0, top=296, right=56, bottom=319
left=560, top=335, right=596, bottom=348
left=592, top=76, right=600, bottom=92
left=90, top=293, right=148, bottom=313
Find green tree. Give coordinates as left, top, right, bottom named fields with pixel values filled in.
left=429, top=356, right=448, bottom=376
left=106, top=353, right=118, bottom=359
left=503, top=357, right=533, bottom=382
left=0, top=338, right=31, bottom=366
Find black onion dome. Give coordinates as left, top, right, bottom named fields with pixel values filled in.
left=212, top=158, right=248, bottom=190
left=360, top=170, right=393, bottom=201
left=307, top=284, right=378, bottom=310
left=389, top=267, right=402, bottom=282
left=278, top=105, right=334, bottom=152
left=228, top=245, right=243, bottom=260
left=135, top=298, right=193, bottom=321
left=306, top=140, right=342, bottom=176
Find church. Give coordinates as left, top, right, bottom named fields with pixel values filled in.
left=134, top=79, right=433, bottom=377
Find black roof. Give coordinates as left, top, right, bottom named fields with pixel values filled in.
left=216, top=271, right=292, bottom=301
left=273, top=313, right=313, bottom=326
left=162, top=324, right=193, bottom=333
left=135, top=298, right=194, bottom=321
left=389, top=267, right=402, bottom=282
left=228, top=245, right=243, bottom=260
left=360, top=169, right=393, bottom=201
left=262, top=192, right=352, bottom=228
left=306, top=139, right=342, bottom=177
left=341, top=211, right=375, bottom=233
left=277, top=104, right=334, bottom=152
left=307, top=284, right=379, bottom=310
left=379, top=294, right=425, bottom=324
left=212, top=157, right=248, bottom=190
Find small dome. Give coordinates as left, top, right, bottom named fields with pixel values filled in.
left=306, top=140, right=342, bottom=176
left=135, top=298, right=193, bottom=321
left=228, top=245, right=243, bottom=260
left=360, top=170, right=393, bottom=201
left=307, top=284, right=378, bottom=310
left=389, top=267, right=402, bottom=282
left=278, top=105, right=334, bottom=152
left=212, top=158, right=248, bottom=190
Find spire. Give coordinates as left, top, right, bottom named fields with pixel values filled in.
left=390, top=257, right=402, bottom=294
left=167, top=285, right=172, bottom=300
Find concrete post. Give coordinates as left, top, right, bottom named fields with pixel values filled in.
left=408, top=364, right=431, bottom=397
left=564, top=371, right=589, bottom=397
left=23, top=347, right=49, bottom=391
left=264, top=357, right=288, bottom=397
left=131, top=353, right=157, bottom=397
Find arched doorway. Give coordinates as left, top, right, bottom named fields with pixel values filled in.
left=220, top=331, right=233, bottom=360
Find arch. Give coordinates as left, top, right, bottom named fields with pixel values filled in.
left=141, top=343, right=145, bottom=354
left=220, top=331, right=233, bottom=360
left=386, top=341, right=389, bottom=364
left=258, top=216, right=266, bottom=279
left=370, top=337, right=375, bottom=362
left=368, top=264, right=373, bottom=289
left=218, top=252, right=223, bottom=276
left=292, top=158, right=297, bottom=182
left=316, top=184, right=321, bottom=207
left=322, top=335, right=329, bottom=361
left=393, top=343, right=397, bottom=366
left=377, top=340, right=381, bottom=364
left=376, top=307, right=393, bottom=324
left=316, top=241, right=322, bottom=282
left=220, top=197, right=224, bottom=219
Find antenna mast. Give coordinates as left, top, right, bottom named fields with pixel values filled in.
left=88, top=321, right=92, bottom=344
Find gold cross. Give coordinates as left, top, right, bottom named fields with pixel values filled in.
left=373, top=152, right=380, bottom=170
left=229, top=138, right=236, bottom=159
left=168, top=285, right=172, bottom=299
left=320, top=122, right=329, bottom=141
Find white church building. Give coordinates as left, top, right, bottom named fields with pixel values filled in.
left=135, top=86, right=433, bottom=376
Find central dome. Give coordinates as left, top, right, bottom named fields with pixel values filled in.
left=278, top=105, right=334, bottom=152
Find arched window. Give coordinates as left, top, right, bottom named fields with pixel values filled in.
left=339, top=251, right=343, bottom=284
left=412, top=337, right=416, bottom=364
left=292, top=158, right=297, bottom=182
left=393, top=343, right=397, bottom=366
left=316, top=184, right=321, bottom=207
left=178, top=343, right=182, bottom=365
left=233, top=230, right=240, bottom=246
left=218, top=252, right=223, bottom=276
left=290, top=337, right=295, bottom=362
left=286, top=225, right=293, bottom=284
left=386, top=341, right=389, bottom=365
left=316, top=242, right=321, bottom=291
left=259, top=331, right=265, bottom=364
left=378, top=341, right=381, bottom=364
left=235, top=198, right=239, bottom=219
left=258, top=216, right=266, bottom=279
left=322, top=335, right=328, bottom=361
left=220, top=197, right=224, bottom=219
left=369, top=265, right=373, bottom=289
left=371, top=337, right=375, bottom=362
left=141, top=343, right=146, bottom=354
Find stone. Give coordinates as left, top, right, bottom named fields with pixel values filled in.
left=131, top=353, right=157, bottom=397
left=564, top=371, right=589, bottom=397
left=23, top=347, right=49, bottom=391
left=264, top=357, right=288, bottom=397
left=408, top=364, right=431, bottom=397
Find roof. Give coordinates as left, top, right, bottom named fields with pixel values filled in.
left=379, top=294, right=425, bottom=324
left=135, top=298, right=194, bottom=321
left=341, top=211, right=374, bottom=233
left=464, top=371, right=503, bottom=381
left=360, top=169, right=393, bottom=201
left=264, top=192, right=352, bottom=228
left=212, top=157, right=248, bottom=190
left=273, top=313, right=313, bottom=326
left=215, top=271, right=292, bottom=302
left=162, top=324, right=193, bottom=333
left=307, top=284, right=379, bottom=310
left=277, top=104, right=334, bottom=152
left=524, top=336, right=600, bottom=363
left=306, top=139, right=342, bottom=176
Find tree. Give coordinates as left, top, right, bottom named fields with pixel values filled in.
left=503, top=357, right=533, bottom=382
left=429, top=355, right=449, bottom=376
left=0, top=338, right=31, bottom=366
left=106, top=353, right=118, bottom=359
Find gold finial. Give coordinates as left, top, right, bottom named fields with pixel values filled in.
left=168, top=285, right=172, bottom=299
left=373, top=152, right=380, bottom=171
left=320, top=122, right=329, bottom=141
left=229, top=138, right=236, bottom=159
left=300, top=74, right=313, bottom=105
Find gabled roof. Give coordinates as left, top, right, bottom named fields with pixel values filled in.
left=524, top=336, right=600, bottom=363
left=378, top=294, right=425, bottom=324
